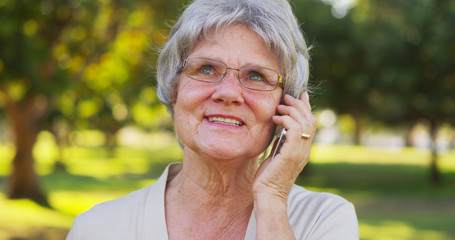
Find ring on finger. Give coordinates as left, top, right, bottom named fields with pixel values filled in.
left=301, top=133, right=311, bottom=140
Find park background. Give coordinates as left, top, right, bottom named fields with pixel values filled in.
left=0, top=0, right=454, bottom=239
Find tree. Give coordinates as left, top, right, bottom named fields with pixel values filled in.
left=0, top=0, right=76, bottom=205
left=292, top=0, right=376, bottom=145
left=293, top=0, right=455, bottom=183
left=0, top=0, right=184, bottom=204
left=352, top=0, right=455, bottom=183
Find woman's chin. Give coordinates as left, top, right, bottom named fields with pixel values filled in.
left=198, top=142, right=263, bottom=163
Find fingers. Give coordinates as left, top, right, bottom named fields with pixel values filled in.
left=275, top=92, right=317, bottom=133
left=299, top=91, right=312, bottom=110
left=272, top=92, right=316, bottom=165
left=254, top=92, right=315, bottom=199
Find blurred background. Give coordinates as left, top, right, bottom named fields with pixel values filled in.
left=0, top=0, right=454, bottom=239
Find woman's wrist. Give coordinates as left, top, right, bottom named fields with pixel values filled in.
left=253, top=194, right=295, bottom=240
left=253, top=190, right=287, bottom=206
left=253, top=193, right=288, bottom=219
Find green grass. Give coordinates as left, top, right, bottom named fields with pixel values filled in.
left=297, top=162, right=455, bottom=240
left=0, top=143, right=454, bottom=240
left=303, top=145, right=455, bottom=240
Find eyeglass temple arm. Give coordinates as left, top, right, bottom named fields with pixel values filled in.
left=278, top=75, right=283, bottom=88
left=183, top=59, right=189, bottom=68
left=178, top=59, right=188, bottom=73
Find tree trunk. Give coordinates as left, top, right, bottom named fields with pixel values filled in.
left=53, top=144, right=68, bottom=173
left=429, top=122, right=441, bottom=185
left=404, top=121, right=416, bottom=147
left=352, top=113, right=362, bottom=145
left=51, top=122, right=70, bottom=174
left=3, top=93, right=49, bottom=206
left=105, top=131, right=117, bottom=158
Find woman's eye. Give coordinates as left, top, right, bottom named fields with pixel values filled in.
left=199, top=65, right=214, bottom=75
left=248, top=72, right=265, bottom=82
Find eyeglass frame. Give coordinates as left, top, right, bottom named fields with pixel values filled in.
left=179, top=57, right=284, bottom=91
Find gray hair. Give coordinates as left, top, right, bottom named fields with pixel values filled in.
left=157, top=0, right=310, bottom=120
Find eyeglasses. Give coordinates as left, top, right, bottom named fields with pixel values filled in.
left=180, top=57, right=283, bottom=91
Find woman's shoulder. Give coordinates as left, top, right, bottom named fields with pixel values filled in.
left=66, top=164, right=176, bottom=239
left=66, top=186, right=154, bottom=240
left=287, top=185, right=359, bottom=239
left=81, top=185, right=152, bottom=218
left=80, top=186, right=152, bottom=220
left=288, top=184, right=353, bottom=209
left=74, top=163, right=178, bottom=223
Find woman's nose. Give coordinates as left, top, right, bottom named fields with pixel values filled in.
left=211, top=70, right=244, bottom=105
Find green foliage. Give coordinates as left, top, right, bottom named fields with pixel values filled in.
left=0, top=0, right=182, bottom=134
left=0, top=0, right=188, bottom=204
left=1, top=0, right=452, bottom=140
left=294, top=0, right=455, bottom=128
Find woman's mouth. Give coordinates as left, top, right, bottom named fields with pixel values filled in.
left=207, top=116, right=244, bottom=126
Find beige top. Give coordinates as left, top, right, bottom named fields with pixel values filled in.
left=66, top=163, right=358, bottom=240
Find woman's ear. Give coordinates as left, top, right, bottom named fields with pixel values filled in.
left=172, top=89, right=178, bottom=105
left=171, top=91, right=178, bottom=112
left=172, top=76, right=181, bottom=105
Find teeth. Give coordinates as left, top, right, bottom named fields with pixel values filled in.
left=208, top=116, right=243, bottom=126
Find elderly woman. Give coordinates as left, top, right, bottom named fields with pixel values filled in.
left=67, top=0, right=358, bottom=239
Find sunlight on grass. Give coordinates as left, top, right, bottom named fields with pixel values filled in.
left=440, top=151, right=455, bottom=172
left=360, top=221, right=453, bottom=240
left=311, top=145, right=428, bottom=164
left=33, top=131, right=59, bottom=171
left=304, top=187, right=341, bottom=195
left=65, top=156, right=151, bottom=179
left=0, top=194, right=72, bottom=228
left=49, top=191, right=126, bottom=216
left=0, top=130, right=183, bottom=178
left=62, top=146, right=181, bottom=179
left=49, top=180, right=157, bottom=217
left=311, top=144, right=455, bottom=171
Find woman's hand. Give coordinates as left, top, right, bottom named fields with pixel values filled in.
left=253, top=92, right=316, bottom=201
left=252, top=92, right=316, bottom=239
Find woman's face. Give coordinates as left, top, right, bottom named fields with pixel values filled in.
left=173, top=25, right=282, bottom=161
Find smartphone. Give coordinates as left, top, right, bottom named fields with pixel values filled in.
left=271, top=92, right=301, bottom=159
left=271, top=128, right=287, bottom=159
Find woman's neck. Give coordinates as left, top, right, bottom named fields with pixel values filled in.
left=170, top=148, right=258, bottom=207
left=165, top=149, right=258, bottom=239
